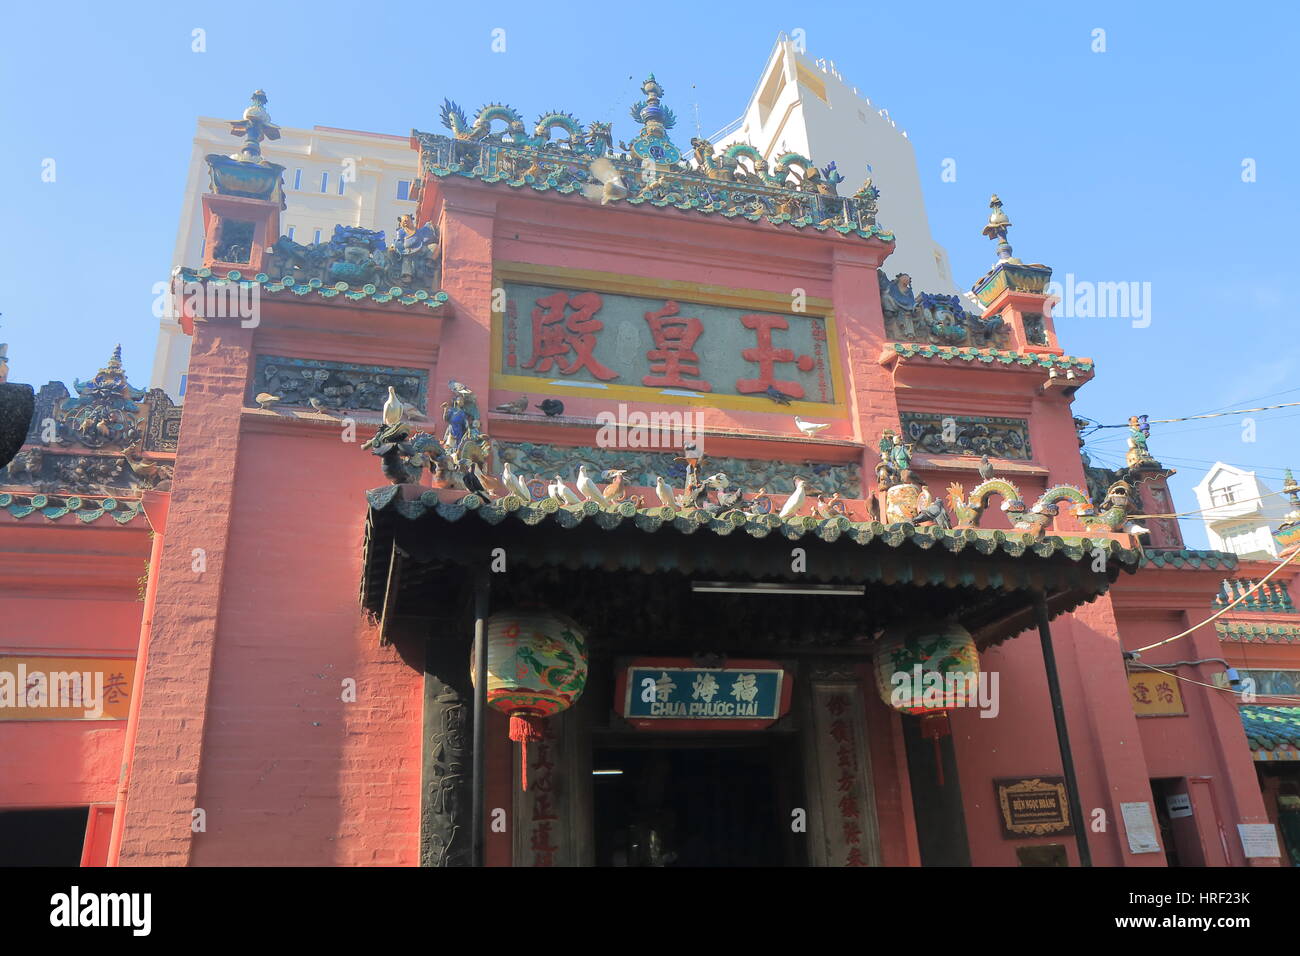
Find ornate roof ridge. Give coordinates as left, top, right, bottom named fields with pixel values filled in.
left=888, top=342, right=1094, bottom=372
left=0, top=491, right=146, bottom=524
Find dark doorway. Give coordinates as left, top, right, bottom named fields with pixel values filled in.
left=0, top=807, right=88, bottom=866
left=593, top=737, right=798, bottom=866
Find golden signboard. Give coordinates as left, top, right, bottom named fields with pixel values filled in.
left=1128, top=671, right=1185, bottom=716
left=995, top=777, right=1073, bottom=838
left=0, top=656, right=135, bottom=720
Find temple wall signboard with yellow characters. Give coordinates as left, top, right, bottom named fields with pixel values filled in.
left=492, top=264, right=844, bottom=413
left=1128, top=670, right=1186, bottom=717
left=0, top=656, right=135, bottom=720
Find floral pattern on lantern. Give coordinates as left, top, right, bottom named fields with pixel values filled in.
left=474, top=609, right=588, bottom=789
left=873, top=619, right=980, bottom=715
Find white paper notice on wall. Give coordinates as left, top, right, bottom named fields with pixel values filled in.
left=1166, top=793, right=1193, bottom=819
left=1237, top=824, right=1280, bottom=858
left=1120, top=801, right=1162, bottom=854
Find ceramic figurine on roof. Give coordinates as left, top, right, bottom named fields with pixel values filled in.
left=59, top=346, right=147, bottom=450
left=204, top=91, right=286, bottom=207
left=1125, top=415, right=1159, bottom=468
left=982, top=194, right=1015, bottom=262
left=878, top=270, right=1007, bottom=348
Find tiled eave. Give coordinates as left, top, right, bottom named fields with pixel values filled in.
left=174, top=266, right=449, bottom=311
left=1217, top=621, right=1300, bottom=643
left=1142, top=548, right=1240, bottom=571
left=1241, top=705, right=1300, bottom=756
left=885, top=343, right=1096, bottom=374
left=360, top=484, right=1138, bottom=650
left=0, top=492, right=146, bottom=525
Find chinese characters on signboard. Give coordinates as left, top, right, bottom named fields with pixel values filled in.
left=616, top=660, right=791, bottom=730
left=994, top=777, right=1073, bottom=838
left=497, top=281, right=836, bottom=407
left=0, top=656, right=134, bottom=720
left=1127, top=671, right=1186, bottom=716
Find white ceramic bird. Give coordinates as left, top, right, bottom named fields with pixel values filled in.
left=502, top=462, right=531, bottom=500
left=794, top=416, right=831, bottom=437
left=576, top=465, right=610, bottom=506
left=552, top=475, right=582, bottom=506
left=778, top=477, right=809, bottom=519
left=583, top=156, right=629, bottom=205
left=382, top=387, right=404, bottom=426
left=703, top=472, right=729, bottom=489
left=654, top=475, right=675, bottom=508
left=254, top=392, right=281, bottom=409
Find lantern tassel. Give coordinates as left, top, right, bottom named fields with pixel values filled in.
left=920, top=712, right=951, bottom=787
left=509, top=713, right=546, bottom=791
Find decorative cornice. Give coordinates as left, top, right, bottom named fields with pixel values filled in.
left=887, top=343, right=1094, bottom=373
left=0, top=492, right=145, bottom=524
left=1240, top=705, right=1300, bottom=752
left=174, top=267, right=449, bottom=310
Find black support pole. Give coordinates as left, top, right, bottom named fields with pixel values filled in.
left=1033, top=590, right=1092, bottom=867
left=471, top=572, right=490, bottom=868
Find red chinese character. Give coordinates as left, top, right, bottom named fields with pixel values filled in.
left=523, top=291, right=618, bottom=380
left=642, top=302, right=712, bottom=391
left=735, top=314, right=814, bottom=397
left=1132, top=681, right=1151, bottom=705
left=531, top=822, right=558, bottom=866
left=1156, top=682, right=1175, bottom=704
left=837, top=748, right=855, bottom=770
left=845, top=847, right=867, bottom=866
left=825, top=695, right=848, bottom=716
left=532, top=793, right=558, bottom=822
left=843, top=820, right=862, bottom=844
left=830, top=719, right=851, bottom=743
left=838, top=794, right=860, bottom=818
left=837, top=770, right=855, bottom=793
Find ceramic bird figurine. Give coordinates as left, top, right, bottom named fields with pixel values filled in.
left=474, top=464, right=510, bottom=499
left=494, top=396, right=529, bottom=414
left=448, top=380, right=473, bottom=398
left=654, top=475, right=675, bottom=508
left=552, top=475, right=582, bottom=506
left=778, top=477, right=809, bottom=519
left=383, top=387, right=405, bottom=426
left=536, top=399, right=565, bottom=417
left=576, top=465, right=610, bottom=506
left=502, top=462, right=532, bottom=500
left=583, top=156, right=629, bottom=205
left=763, top=385, right=795, bottom=405
left=255, top=392, right=281, bottom=409
left=602, top=468, right=628, bottom=501
left=978, top=455, right=995, bottom=482
left=308, top=397, right=330, bottom=413
left=703, top=472, right=729, bottom=490
left=794, top=416, right=830, bottom=437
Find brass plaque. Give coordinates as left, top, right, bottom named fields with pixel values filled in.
left=994, top=776, right=1073, bottom=838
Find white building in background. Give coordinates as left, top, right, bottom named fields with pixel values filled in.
left=151, top=121, right=420, bottom=401
left=711, top=35, right=958, bottom=297
left=1193, top=462, right=1293, bottom=559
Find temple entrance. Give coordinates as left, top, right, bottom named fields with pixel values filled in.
left=592, top=735, right=804, bottom=866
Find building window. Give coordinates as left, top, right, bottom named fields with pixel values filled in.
left=338, top=176, right=346, bottom=196
left=293, top=168, right=302, bottom=190
left=320, top=171, right=329, bottom=193
left=1212, top=485, right=1239, bottom=506
left=397, top=180, right=412, bottom=200
left=313, top=229, right=322, bottom=245
left=179, top=374, right=188, bottom=397
left=286, top=226, right=295, bottom=241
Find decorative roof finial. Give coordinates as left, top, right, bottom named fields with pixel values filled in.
left=982, top=194, right=1016, bottom=263
left=627, top=73, right=681, bottom=169
left=1282, top=468, right=1300, bottom=520
left=226, top=90, right=281, bottom=165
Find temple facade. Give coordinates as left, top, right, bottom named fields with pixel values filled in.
left=1, top=77, right=1295, bottom=867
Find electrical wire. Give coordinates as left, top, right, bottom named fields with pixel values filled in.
left=1127, top=661, right=1300, bottom=705
left=1131, top=547, right=1300, bottom=654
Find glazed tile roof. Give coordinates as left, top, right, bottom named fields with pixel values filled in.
left=888, top=343, right=1095, bottom=372
left=361, top=485, right=1139, bottom=650
left=0, top=492, right=145, bottom=524
left=1142, top=548, right=1240, bottom=571
left=1240, top=705, right=1300, bottom=757
left=367, top=485, right=1140, bottom=566
left=174, top=267, right=449, bottom=310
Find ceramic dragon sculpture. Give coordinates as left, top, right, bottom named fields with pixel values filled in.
left=946, top=479, right=1129, bottom=538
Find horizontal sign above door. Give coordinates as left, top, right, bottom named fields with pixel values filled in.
left=616, top=658, right=792, bottom=730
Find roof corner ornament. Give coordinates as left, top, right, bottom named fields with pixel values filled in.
left=981, top=194, right=1017, bottom=264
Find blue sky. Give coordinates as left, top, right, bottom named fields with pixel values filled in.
left=2, top=1, right=1297, bottom=547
